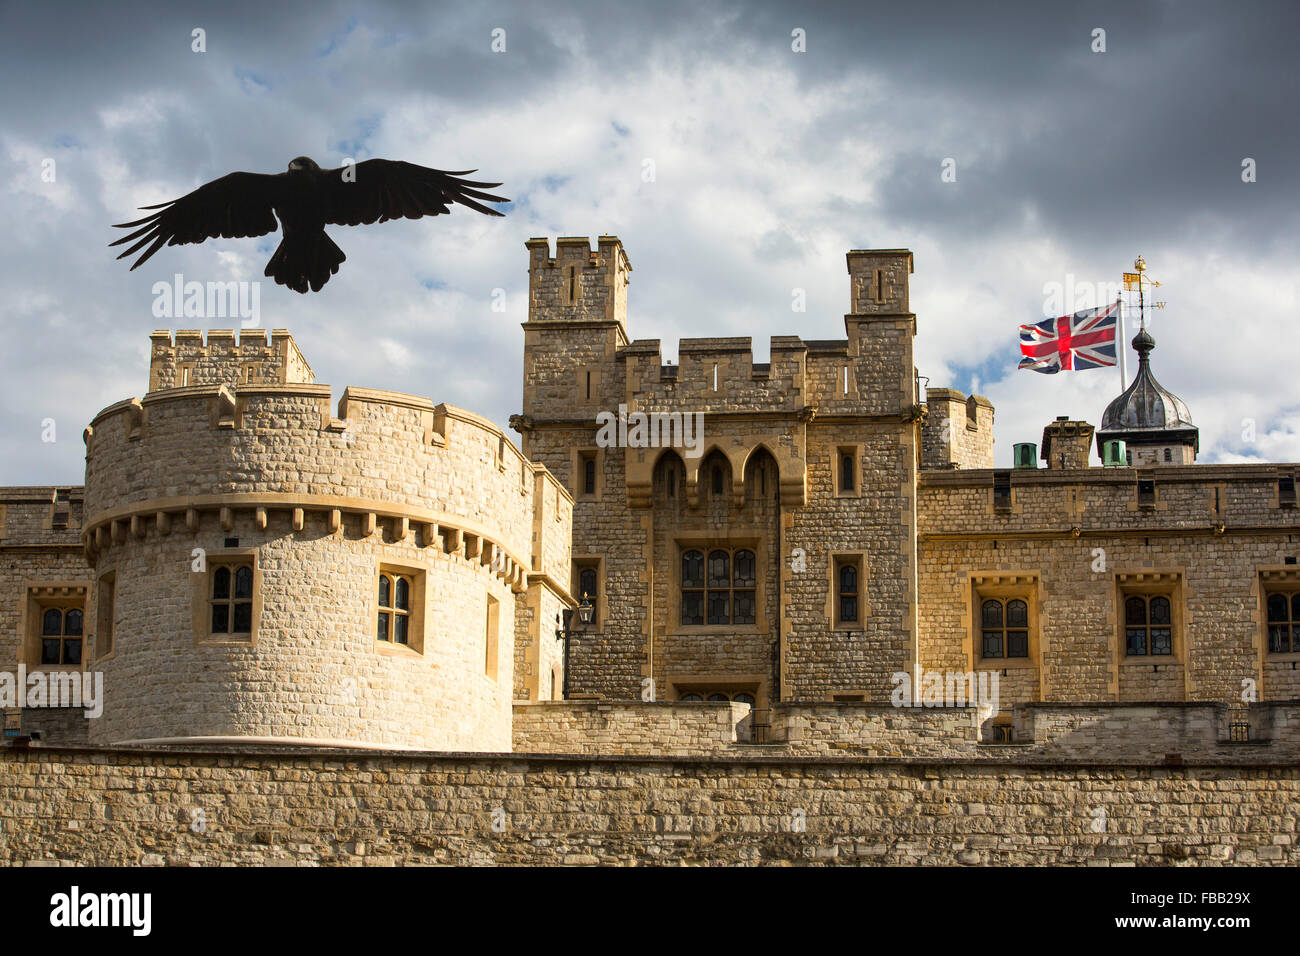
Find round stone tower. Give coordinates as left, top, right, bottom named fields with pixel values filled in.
left=80, top=329, right=571, bottom=750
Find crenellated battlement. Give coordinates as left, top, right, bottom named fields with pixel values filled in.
left=87, top=335, right=573, bottom=596
left=148, top=328, right=314, bottom=393
left=525, top=235, right=631, bottom=329
left=921, top=387, right=995, bottom=469
left=620, top=336, right=808, bottom=413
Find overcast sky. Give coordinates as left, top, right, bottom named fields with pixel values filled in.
left=3, top=0, right=1298, bottom=485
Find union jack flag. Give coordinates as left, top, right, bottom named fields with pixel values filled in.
left=1018, top=301, right=1120, bottom=373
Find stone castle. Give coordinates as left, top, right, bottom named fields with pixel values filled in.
left=3, top=237, right=1299, bottom=866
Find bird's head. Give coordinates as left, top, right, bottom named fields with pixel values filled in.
left=287, top=156, right=320, bottom=172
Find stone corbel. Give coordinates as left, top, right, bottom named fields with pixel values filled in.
left=126, top=398, right=144, bottom=441
left=214, top=385, right=237, bottom=429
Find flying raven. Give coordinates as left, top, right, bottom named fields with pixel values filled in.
left=111, top=157, right=509, bottom=293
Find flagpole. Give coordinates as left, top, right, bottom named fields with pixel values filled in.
left=1117, top=297, right=1128, bottom=390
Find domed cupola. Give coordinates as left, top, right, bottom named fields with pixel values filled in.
left=1097, top=328, right=1198, bottom=465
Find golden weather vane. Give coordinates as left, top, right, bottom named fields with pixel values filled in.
left=1116, top=255, right=1168, bottom=390
left=1122, top=254, right=1166, bottom=330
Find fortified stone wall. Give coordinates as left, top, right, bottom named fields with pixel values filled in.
left=512, top=699, right=1300, bottom=762
left=918, top=465, right=1300, bottom=708
left=3, top=746, right=1297, bottom=866
left=512, top=700, right=751, bottom=755
left=1015, top=702, right=1300, bottom=760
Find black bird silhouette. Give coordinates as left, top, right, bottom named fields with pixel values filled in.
left=111, top=157, right=509, bottom=293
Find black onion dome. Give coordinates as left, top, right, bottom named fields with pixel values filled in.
left=1101, top=329, right=1194, bottom=431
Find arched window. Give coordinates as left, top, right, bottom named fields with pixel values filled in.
left=712, top=466, right=723, bottom=495
left=734, top=692, right=756, bottom=705
left=377, top=571, right=413, bottom=644
left=1163, top=448, right=1172, bottom=462
left=839, top=563, right=859, bottom=623
left=211, top=563, right=255, bottom=636
left=744, top=449, right=779, bottom=504
left=840, top=452, right=855, bottom=492
left=981, top=597, right=1029, bottom=659
left=1124, top=594, right=1172, bottom=656
left=654, top=452, right=683, bottom=502
left=680, top=693, right=703, bottom=702
left=833, top=556, right=862, bottom=626
left=707, top=693, right=729, bottom=702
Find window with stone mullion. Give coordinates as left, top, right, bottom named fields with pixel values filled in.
left=682, top=548, right=756, bottom=626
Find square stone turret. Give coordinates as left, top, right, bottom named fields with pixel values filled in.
left=846, top=249, right=913, bottom=314
left=526, top=236, right=631, bottom=330
left=1042, top=417, right=1095, bottom=469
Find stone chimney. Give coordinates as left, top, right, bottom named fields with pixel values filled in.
left=1041, top=417, right=1094, bottom=470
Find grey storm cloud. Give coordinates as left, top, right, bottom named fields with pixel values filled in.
left=2, top=0, right=1298, bottom=485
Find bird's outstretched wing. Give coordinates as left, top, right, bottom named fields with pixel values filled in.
left=320, top=159, right=509, bottom=226
left=110, top=172, right=282, bottom=270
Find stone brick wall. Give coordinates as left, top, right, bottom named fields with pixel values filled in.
left=3, top=745, right=1298, bottom=866
left=784, top=422, right=916, bottom=700
left=512, top=700, right=749, bottom=754
left=771, top=703, right=981, bottom=757
left=1015, top=701, right=1300, bottom=760
left=11, top=707, right=90, bottom=745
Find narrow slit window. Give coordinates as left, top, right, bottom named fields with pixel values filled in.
left=837, top=561, right=859, bottom=624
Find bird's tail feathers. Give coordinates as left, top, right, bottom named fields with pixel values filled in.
left=264, top=231, right=346, bottom=294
